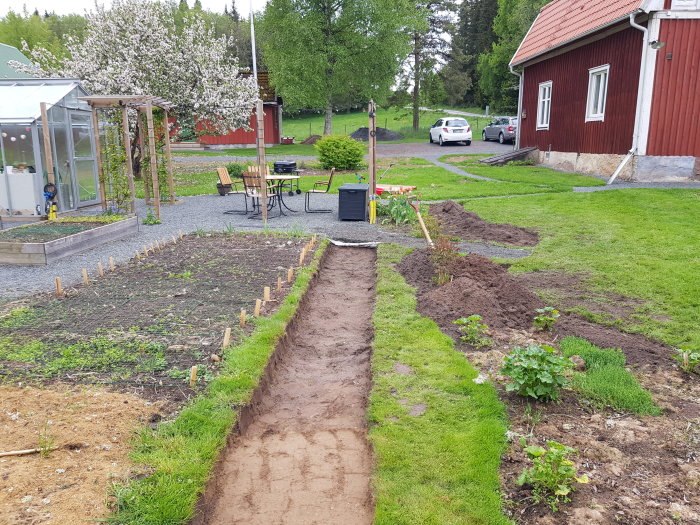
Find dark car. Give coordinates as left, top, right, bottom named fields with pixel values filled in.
left=482, top=116, right=517, bottom=144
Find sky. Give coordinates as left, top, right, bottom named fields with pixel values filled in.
left=0, top=0, right=268, bottom=17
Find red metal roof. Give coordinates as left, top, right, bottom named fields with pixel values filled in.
left=511, top=0, right=644, bottom=66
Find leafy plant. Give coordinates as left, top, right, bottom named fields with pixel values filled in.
left=501, top=345, right=573, bottom=401
left=454, top=315, right=492, bottom=347
left=314, top=134, right=365, bottom=170
left=225, top=162, right=244, bottom=179
left=533, top=306, right=560, bottom=331
left=142, top=208, right=160, bottom=225
left=670, top=348, right=700, bottom=374
left=379, top=195, right=416, bottom=225
left=517, top=439, right=589, bottom=511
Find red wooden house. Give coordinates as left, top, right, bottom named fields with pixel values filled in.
left=510, top=0, right=700, bottom=181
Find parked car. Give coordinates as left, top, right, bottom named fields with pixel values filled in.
left=482, top=116, right=517, bottom=144
left=429, top=117, right=472, bottom=146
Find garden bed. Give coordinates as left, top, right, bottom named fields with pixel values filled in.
left=0, top=216, right=137, bottom=265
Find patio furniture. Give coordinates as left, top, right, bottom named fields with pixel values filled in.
left=304, top=168, right=335, bottom=213
left=242, top=171, right=280, bottom=219
left=216, top=167, right=243, bottom=195
left=268, top=174, right=301, bottom=215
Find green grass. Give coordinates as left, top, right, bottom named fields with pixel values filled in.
left=370, top=244, right=510, bottom=524
left=560, top=336, right=660, bottom=416
left=108, top=240, right=327, bottom=524
left=465, top=189, right=700, bottom=349
left=173, top=143, right=320, bottom=157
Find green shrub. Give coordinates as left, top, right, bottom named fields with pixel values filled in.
left=225, top=163, right=245, bottom=178
left=517, top=439, right=589, bottom=511
left=315, top=134, right=365, bottom=170
left=501, top=345, right=572, bottom=401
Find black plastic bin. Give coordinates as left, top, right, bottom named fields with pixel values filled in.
left=338, top=183, right=369, bottom=221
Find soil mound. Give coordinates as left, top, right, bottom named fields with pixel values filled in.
left=350, top=127, right=404, bottom=141
left=430, top=201, right=539, bottom=247
left=301, top=134, right=321, bottom=145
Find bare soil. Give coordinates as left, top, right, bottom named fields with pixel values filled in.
left=0, top=221, right=108, bottom=243
left=396, top=248, right=700, bottom=524
left=0, top=385, right=166, bottom=525
left=430, top=200, right=539, bottom=246
left=192, top=246, right=376, bottom=525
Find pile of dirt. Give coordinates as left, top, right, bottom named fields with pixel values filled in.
left=350, top=127, right=404, bottom=141
left=430, top=201, right=539, bottom=247
left=301, top=134, right=321, bottom=145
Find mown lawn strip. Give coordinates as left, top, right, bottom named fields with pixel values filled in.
left=370, top=244, right=511, bottom=525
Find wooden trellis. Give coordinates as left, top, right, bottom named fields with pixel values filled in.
left=79, top=95, right=175, bottom=220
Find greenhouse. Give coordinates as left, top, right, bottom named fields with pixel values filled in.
left=0, top=78, right=100, bottom=217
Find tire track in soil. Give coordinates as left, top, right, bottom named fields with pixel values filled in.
left=193, top=246, right=376, bottom=525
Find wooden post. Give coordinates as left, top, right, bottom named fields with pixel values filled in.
left=255, top=100, right=268, bottom=223
left=138, top=115, right=150, bottom=204
left=287, top=267, right=293, bottom=283
left=222, top=327, right=231, bottom=348
left=240, top=309, right=246, bottom=327
left=368, top=100, right=377, bottom=224
left=277, top=277, right=282, bottom=292
left=39, top=103, right=55, bottom=185
left=55, top=277, right=63, bottom=297
left=189, top=365, right=198, bottom=387
left=109, top=257, right=115, bottom=271
left=145, top=101, right=161, bottom=220
left=263, top=286, right=270, bottom=302
left=91, top=106, right=107, bottom=210
left=82, top=268, right=89, bottom=285
left=163, top=109, right=175, bottom=203
left=254, top=299, right=262, bottom=317
left=97, top=262, right=104, bottom=277
left=121, top=105, right=136, bottom=214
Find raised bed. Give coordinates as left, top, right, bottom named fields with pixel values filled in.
left=0, top=216, right=138, bottom=265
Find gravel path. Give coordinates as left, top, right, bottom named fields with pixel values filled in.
left=0, top=193, right=529, bottom=299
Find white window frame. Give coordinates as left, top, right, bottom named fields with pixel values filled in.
left=671, top=0, right=698, bottom=10
left=536, top=81, right=552, bottom=130
left=585, top=64, right=610, bottom=122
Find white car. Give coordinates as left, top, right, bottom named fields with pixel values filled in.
left=429, top=117, right=472, bottom=146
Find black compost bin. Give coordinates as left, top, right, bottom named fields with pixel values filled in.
left=338, top=183, right=369, bottom=221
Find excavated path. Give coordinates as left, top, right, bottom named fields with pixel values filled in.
left=194, top=246, right=376, bottom=525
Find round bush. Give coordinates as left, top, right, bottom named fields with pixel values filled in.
left=314, top=134, right=365, bottom=170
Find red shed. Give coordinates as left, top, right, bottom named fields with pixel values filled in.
left=510, top=0, right=700, bottom=181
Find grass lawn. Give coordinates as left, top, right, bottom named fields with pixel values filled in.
left=464, top=189, right=700, bottom=350
left=173, top=144, right=320, bottom=157
left=371, top=244, right=510, bottom=524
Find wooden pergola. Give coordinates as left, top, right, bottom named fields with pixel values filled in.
left=79, top=95, right=176, bottom=220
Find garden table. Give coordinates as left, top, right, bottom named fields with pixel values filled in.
left=267, top=174, right=301, bottom=215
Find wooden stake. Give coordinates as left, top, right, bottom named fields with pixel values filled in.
left=55, top=277, right=63, bottom=297
left=97, top=262, right=104, bottom=277
left=277, top=277, right=282, bottom=292
left=240, top=309, right=246, bottom=327
left=136, top=250, right=141, bottom=259
left=149, top=243, right=154, bottom=253
left=287, top=267, right=294, bottom=283
left=109, top=257, right=115, bottom=272
left=143, top=244, right=149, bottom=256
left=254, top=299, right=262, bottom=317
left=145, top=101, right=161, bottom=221
left=82, top=268, right=89, bottom=285
left=155, top=240, right=161, bottom=251
left=263, top=286, right=270, bottom=302
left=299, top=250, right=305, bottom=266
left=178, top=229, right=184, bottom=239
left=189, top=366, right=198, bottom=387
left=0, top=446, right=59, bottom=458
left=222, top=327, right=231, bottom=348
left=172, top=236, right=177, bottom=244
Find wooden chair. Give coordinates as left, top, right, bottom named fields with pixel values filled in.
left=242, top=171, right=280, bottom=218
left=304, top=168, right=335, bottom=213
left=216, top=167, right=244, bottom=195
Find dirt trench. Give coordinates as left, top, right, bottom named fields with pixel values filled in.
left=192, top=246, right=376, bottom=525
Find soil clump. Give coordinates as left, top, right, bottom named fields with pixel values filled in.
left=350, top=127, right=403, bottom=142
left=192, top=246, right=376, bottom=525
left=429, top=200, right=539, bottom=246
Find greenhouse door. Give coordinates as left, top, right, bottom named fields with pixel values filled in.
left=68, top=111, right=99, bottom=207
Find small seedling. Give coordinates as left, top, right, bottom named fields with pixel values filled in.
left=223, top=223, right=236, bottom=235
left=533, top=306, right=560, bottom=331
left=453, top=315, right=492, bottom=347
left=39, top=423, right=56, bottom=458
left=517, top=439, right=589, bottom=511
left=670, top=347, right=700, bottom=374
left=142, top=208, right=160, bottom=225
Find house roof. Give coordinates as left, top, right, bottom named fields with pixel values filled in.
left=511, top=0, right=646, bottom=66
left=0, top=78, right=84, bottom=123
left=0, top=43, right=32, bottom=79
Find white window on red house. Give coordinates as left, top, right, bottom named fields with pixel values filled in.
left=586, top=65, right=610, bottom=122
left=537, top=81, right=552, bottom=130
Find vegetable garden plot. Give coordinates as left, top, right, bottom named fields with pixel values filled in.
left=0, top=234, right=308, bottom=402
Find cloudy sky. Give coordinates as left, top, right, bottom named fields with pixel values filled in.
left=1, top=0, right=268, bottom=17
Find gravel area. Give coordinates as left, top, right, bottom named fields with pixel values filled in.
left=0, top=193, right=528, bottom=299
left=574, top=181, right=700, bottom=192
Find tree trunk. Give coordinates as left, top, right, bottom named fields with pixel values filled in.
left=412, top=33, right=421, bottom=131
left=323, top=102, right=333, bottom=135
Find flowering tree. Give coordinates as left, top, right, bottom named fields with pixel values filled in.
left=12, top=0, right=258, bottom=172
